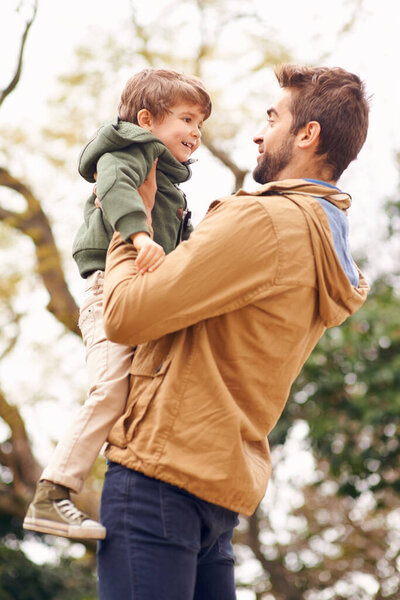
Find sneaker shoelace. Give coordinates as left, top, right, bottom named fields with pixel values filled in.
left=56, top=499, right=87, bottom=523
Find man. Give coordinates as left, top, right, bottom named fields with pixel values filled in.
left=97, top=64, right=370, bottom=599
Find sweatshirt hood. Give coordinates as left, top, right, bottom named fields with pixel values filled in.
left=78, top=118, right=192, bottom=184
left=235, top=179, right=369, bottom=327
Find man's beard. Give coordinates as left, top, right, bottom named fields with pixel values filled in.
left=253, top=136, right=295, bottom=184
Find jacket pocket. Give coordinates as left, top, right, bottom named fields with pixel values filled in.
left=122, top=356, right=172, bottom=442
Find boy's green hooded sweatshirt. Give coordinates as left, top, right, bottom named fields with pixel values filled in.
left=73, top=118, right=193, bottom=278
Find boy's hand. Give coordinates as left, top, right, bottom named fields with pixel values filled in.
left=131, top=232, right=165, bottom=274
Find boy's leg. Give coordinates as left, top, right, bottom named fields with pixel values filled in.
left=24, top=271, right=134, bottom=539
left=42, top=271, right=134, bottom=492
left=23, top=480, right=105, bottom=539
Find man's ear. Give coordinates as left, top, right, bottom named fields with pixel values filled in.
left=297, top=121, right=321, bottom=150
left=137, top=109, right=153, bottom=130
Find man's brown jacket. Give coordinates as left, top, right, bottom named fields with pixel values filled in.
left=102, top=179, right=368, bottom=516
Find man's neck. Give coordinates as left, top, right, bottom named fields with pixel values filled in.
left=276, top=154, right=337, bottom=187
left=277, top=168, right=336, bottom=187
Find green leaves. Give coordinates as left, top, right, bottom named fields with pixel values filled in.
left=0, top=546, right=97, bottom=600
left=272, top=277, right=400, bottom=499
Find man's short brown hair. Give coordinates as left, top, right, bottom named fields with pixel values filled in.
left=274, top=64, right=370, bottom=180
left=118, top=68, right=212, bottom=124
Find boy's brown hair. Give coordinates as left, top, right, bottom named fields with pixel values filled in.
left=274, top=64, right=370, bottom=180
left=119, top=68, right=212, bottom=124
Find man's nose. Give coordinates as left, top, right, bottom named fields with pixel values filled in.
left=253, top=127, right=265, bottom=144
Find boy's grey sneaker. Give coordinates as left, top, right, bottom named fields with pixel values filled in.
left=23, top=480, right=106, bottom=540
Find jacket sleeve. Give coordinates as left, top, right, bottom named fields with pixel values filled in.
left=96, top=143, right=160, bottom=241
left=103, top=197, right=279, bottom=346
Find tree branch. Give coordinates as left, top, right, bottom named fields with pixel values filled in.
left=201, top=131, right=248, bottom=191
left=0, top=167, right=80, bottom=334
left=0, top=387, right=42, bottom=500
left=247, top=510, right=303, bottom=600
left=0, top=307, right=21, bottom=361
left=0, top=0, right=39, bottom=107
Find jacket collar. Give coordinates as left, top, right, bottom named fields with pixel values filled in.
left=235, top=179, right=352, bottom=212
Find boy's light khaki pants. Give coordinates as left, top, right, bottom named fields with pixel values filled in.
left=41, top=270, right=135, bottom=494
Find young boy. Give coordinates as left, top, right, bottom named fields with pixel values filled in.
left=23, top=68, right=212, bottom=540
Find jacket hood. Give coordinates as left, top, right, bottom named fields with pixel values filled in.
left=79, top=118, right=191, bottom=184
left=235, top=179, right=369, bottom=327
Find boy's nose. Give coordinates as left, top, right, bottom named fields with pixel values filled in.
left=192, top=126, right=201, bottom=138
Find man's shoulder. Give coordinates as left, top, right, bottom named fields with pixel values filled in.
left=205, top=182, right=299, bottom=217
left=203, top=181, right=322, bottom=242
left=203, top=192, right=282, bottom=235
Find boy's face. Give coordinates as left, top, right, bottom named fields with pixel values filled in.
left=149, top=102, right=205, bottom=162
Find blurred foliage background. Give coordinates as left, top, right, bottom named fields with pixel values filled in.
left=0, top=0, right=399, bottom=598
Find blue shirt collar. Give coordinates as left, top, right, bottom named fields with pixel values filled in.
left=304, top=178, right=341, bottom=192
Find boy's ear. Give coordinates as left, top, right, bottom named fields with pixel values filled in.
left=296, top=121, right=321, bottom=150
left=137, top=109, right=153, bottom=130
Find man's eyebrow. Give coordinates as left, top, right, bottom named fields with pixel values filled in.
left=267, top=107, right=279, bottom=118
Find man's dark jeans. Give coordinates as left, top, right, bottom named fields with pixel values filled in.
left=97, top=462, right=239, bottom=599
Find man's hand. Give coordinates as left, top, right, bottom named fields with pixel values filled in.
left=131, top=232, right=165, bottom=274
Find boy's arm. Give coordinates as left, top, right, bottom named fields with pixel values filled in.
left=130, top=159, right=165, bottom=273
left=94, top=157, right=164, bottom=273
left=96, top=143, right=160, bottom=241
left=103, top=197, right=279, bottom=346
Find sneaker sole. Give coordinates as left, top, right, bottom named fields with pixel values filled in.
left=23, top=516, right=106, bottom=540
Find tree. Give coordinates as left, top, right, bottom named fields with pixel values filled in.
left=1, top=0, right=398, bottom=598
